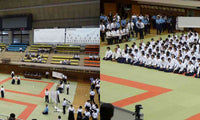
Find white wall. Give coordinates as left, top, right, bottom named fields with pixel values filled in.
left=34, top=28, right=100, bottom=45
left=177, top=17, right=200, bottom=28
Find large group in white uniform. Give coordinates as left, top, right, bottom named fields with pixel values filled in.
left=104, top=31, right=200, bottom=77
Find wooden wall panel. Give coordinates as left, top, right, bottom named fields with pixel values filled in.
left=194, top=10, right=200, bottom=16
left=0, top=64, right=99, bottom=81
left=104, top=3, right=117, bottom=15
left=132, top=5, right=140, bottom=15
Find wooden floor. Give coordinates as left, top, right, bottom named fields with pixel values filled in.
left=73, top=81, right=100, bottom=120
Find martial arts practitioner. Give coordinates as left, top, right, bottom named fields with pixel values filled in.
left=62, top=98, right=67, bottom=114
left=84, top=108, right=91, bottom=118
left=11, top=77, right=15, bottom=85
left=92, top=110, right=98, bottom=120
left=103, top=47, right=112, bottom=60
left=195, top=64, right=200, bottom=78
left=159, top=57, right=167, bottom=71
left=156, top=55, right=162, bottom=69
left=17, top=76, right=20, bottom=85
left=56, top=89, right=60, bottom=103
left=68, top=105, right=75, bottom=120
left=77, top=106, right=83, bottom=120
left=11, top=71, right=15, bottom=78
left=118, top=50, right=128, bottom=63
left=66, top=82, right=70, bottom=95
left=45, top=71, right=49, bottom=79
left=151, top=55, right=158, bottom=69
left=63, top=75, right=67, bottom=84
left=84, top=100, right=91, bottom=110
left=106, top=30, right=112, bottom=45
left=138, top=51, right=146, bottom=66
left=110, top=28, right=117, bottom=44
left=144, top=54, right=151, bottom=68
left=1, top=86, right=5, bottom=98
left=82, top=113, right=89, bottom=120
left=185, top=61, right=195, bottom=76
left=125, top=52, right=132, bottom=64
left=173, top=59, right=181, bottom=73
left=90, top=89, right=95, bottom=104
left=164, top=58, right=174, bottom=72
left=127, top=21, right=134, bottom=37
left=178, top=60, right=186, bottom=74
left=45, top=89, right=49, bottom=103
left=116, top=28, right=123, bottom=43
left=112, top=48, right=121, bottom=61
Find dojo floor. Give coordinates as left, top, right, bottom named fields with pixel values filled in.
left=0, top=73, right=78, bottom=120
left=100, top=32, right=200, bottom=120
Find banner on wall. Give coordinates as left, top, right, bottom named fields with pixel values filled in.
left=34, top=28, right=65, bottom=44
left=65, top=28, right=100, bottom=44
left=52, top=71, right=63, bottom=79
left=34, top=28, right=99, bottom=45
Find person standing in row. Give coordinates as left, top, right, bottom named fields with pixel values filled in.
left=90, top=89, right=95, bottom=104
left=100, top=22, right=106, bottom=42
left=62, top=98, right=67, bottom=114
left=77, top=106, right=83, bottom=120
left=17, top=76, right=20, bottom=85
left=1, top=86, right=5, bottom=98
left=68, top=105, right=75, bottom=120
left=45, top=89, right=49, bottom=103
left=66, top=82, right=70, bottom=95
left=56, top=89, right=60, bottom=103
left=11, top=71, right=15, bottom=78
left=156, top=15, right=162, bottom=35
left=11, top=77, right=15, bottom=85
left=136, top=19, right=144, bottom=40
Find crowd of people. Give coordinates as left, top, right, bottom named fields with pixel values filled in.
left=103, top=31, right=200, bottom=77
left=38, top=48, right=51, bottom=53
left=73, top=54, right=80, bottom=60
left=100, top=12, right=175, bottom=44
left=42, top=76, right=100, bottom=120
left=23, top=52, right=47, bottom=63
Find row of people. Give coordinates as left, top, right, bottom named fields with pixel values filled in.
left=103, top=31, right=200, bottom=77
left=43, top=77, right=100, bottom=120
left=73, top=54, right=80, bottom=60
left=89, top=55, right=100, bottom=60
left=100, top=12, right=175, bottom=44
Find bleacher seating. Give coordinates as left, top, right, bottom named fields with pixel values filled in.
left=22, top=54, right=48, bottom=63
left=0, top=43, right=6, bottom=51
left=85, top=45, right=99, bottom=54
left=7, top=44, right=27, bottom=52
left=29, top=44, right=52, bottom=53
left=84, top=57, right=100, bottom=67
left=55, top=45, right=80, bottom=54
left=51, top=55, right=79, bottom=66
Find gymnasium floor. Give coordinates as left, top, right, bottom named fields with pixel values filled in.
left=0, top=73, right=78, bottom=120
left=100, top=32, right=200, bottom=120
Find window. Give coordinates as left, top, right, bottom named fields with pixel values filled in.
left=13, top=30, right=29, bottom=44
left=0, top=31, right=9, bottom=44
